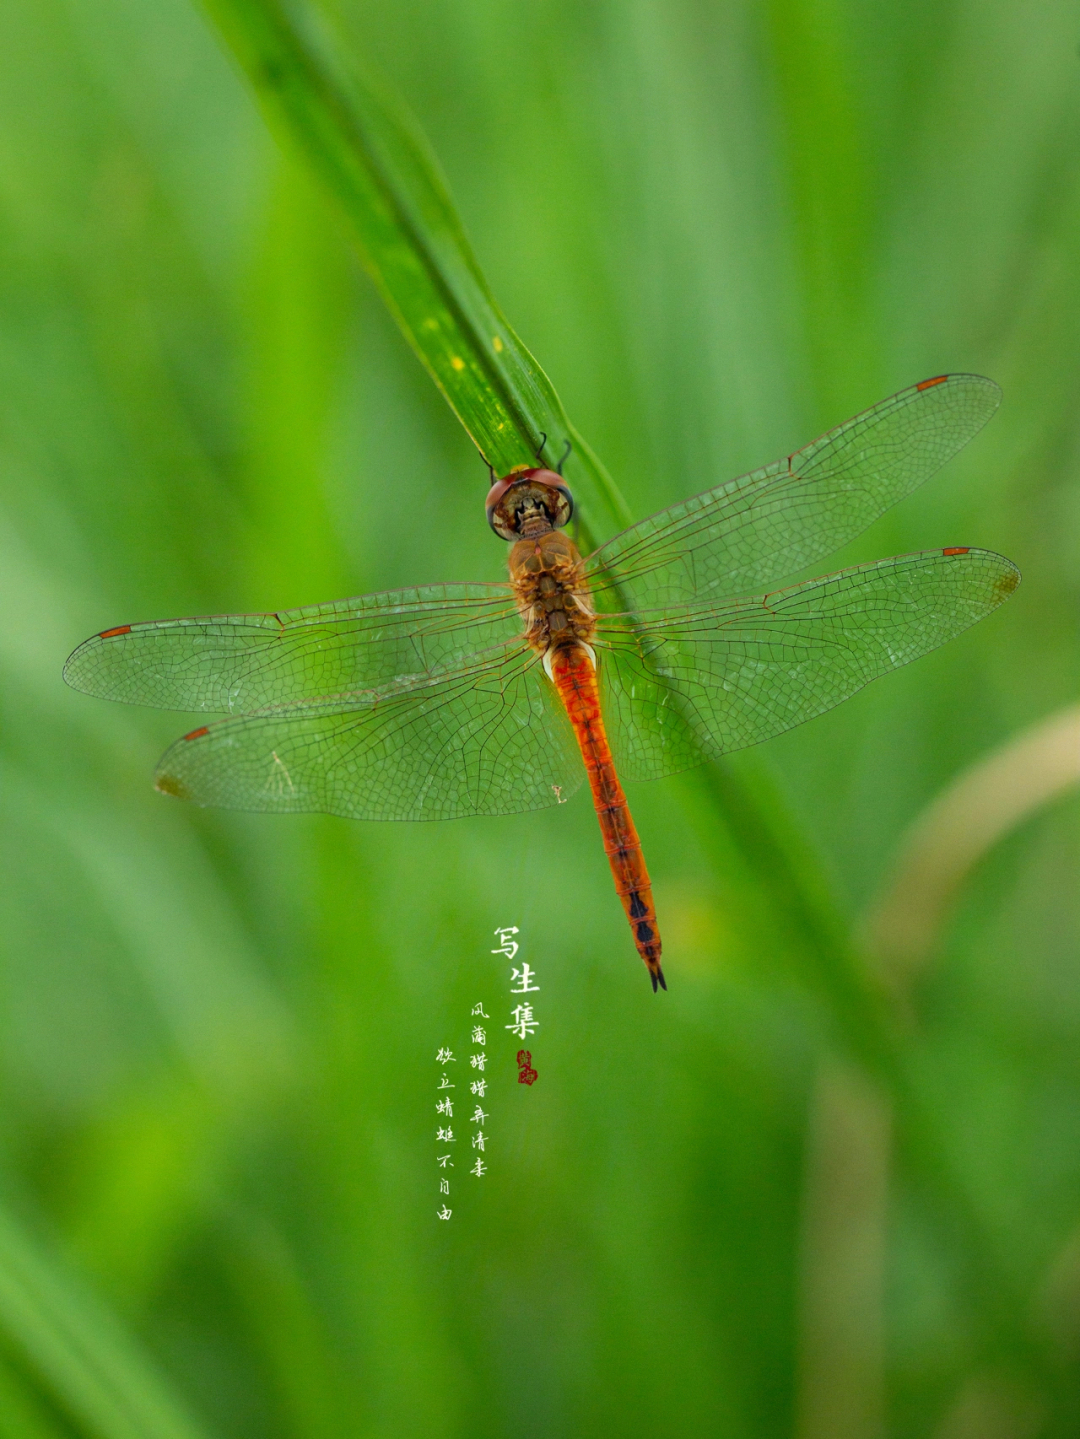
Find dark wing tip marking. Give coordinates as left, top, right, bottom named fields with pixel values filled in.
left=995, top=564, right=1022, bottom=600
left=916, top=375, right=949, bottom=390
left=182, top=726, right=209, bottom=741
left=155, top=773, right=188, bottom=799
left=942, top=546, right=970, bottom=555
left=99, top=625, right=132, bottom=639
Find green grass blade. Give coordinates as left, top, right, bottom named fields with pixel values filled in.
left=198, top=0, right=632, bottom=539
left=0, top=1204, right=215, bottom=1439
left=0, top=1350, right=69, bottom=1439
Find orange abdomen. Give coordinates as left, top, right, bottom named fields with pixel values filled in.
left=548, top=643, right=665, bottom=991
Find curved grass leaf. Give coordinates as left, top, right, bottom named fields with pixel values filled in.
left=865, top=703, right=1080, bottom=979
left=198, top=0, right=632, bottom=541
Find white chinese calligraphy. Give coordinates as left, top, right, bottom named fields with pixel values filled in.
left=436, top=1045, right=456, bottom=1218
left=506, top=1003, right=539, bottom=1040
left=491, top=926, right=520, bottom=961
left=470, top=994, right=490, bottom=1177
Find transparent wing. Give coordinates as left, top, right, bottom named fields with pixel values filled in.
left=153, top=643, right=585, bottom=821
left=64, top=584, right=520, bottom=713
left=593, top=548, right=1020, bottom=782
left=586, top=375, right=1001, bottom=606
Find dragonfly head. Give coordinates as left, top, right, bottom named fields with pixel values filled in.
left=486, top=468, right=574, bottom=541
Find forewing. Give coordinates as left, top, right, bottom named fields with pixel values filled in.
left=64, top=584, right=520, bottom=713
left=594, top=549, right=1020, bottom=781
left=154, top=645, right=584, bottom=821
left=586, top=375, right=1001, bottom=606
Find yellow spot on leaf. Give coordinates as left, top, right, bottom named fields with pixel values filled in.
left=493, top=336, right=503, bottom=352
left=451, top=356, right=465, bottom=371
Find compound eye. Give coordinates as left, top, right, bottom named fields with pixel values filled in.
left=539, top=478, right=574, bottom=529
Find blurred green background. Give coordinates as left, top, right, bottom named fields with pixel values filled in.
left=0, top=0, right=1078, bottom=1436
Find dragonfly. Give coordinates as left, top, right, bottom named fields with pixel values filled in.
left=64, top=374, right=1019, bottom=992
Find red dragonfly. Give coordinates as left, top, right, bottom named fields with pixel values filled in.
left=65, top=375, right=1019, bottom=991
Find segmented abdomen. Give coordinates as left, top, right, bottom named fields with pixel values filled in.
left=548, top=643, right=665, bottom=992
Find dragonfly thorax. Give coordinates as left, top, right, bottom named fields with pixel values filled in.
left=508, top=528, right=595, bottom=658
